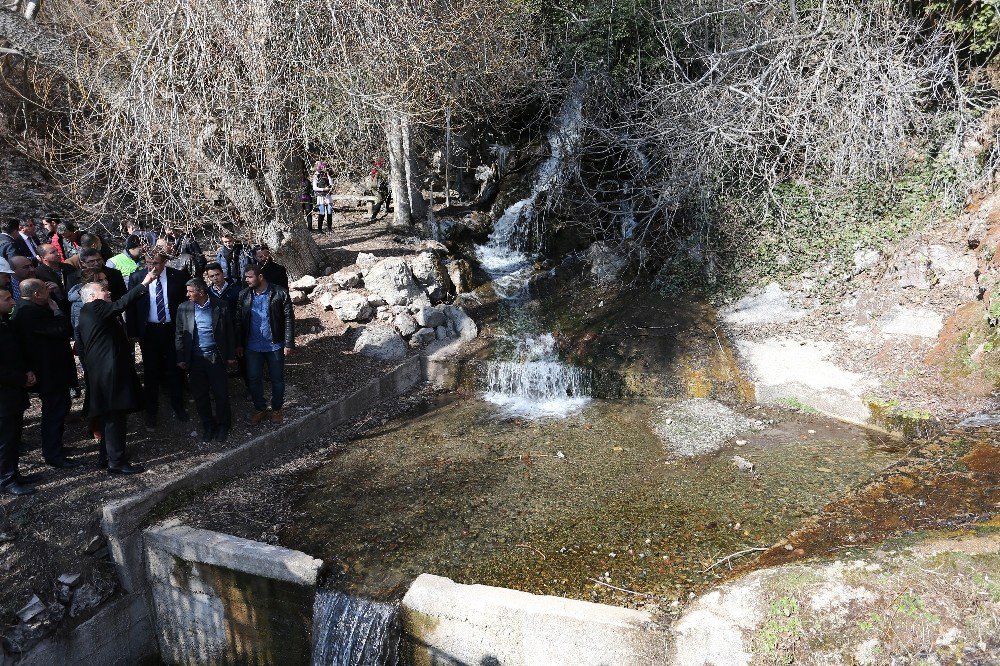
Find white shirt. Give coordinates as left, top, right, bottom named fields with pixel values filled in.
left=19, top=232, right=38, bottom=258
left=146, top=271, right=172, bottom=323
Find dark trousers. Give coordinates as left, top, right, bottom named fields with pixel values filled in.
left=39, top=389, right=71, bottom=463
left=99, top=411, right=129, bottom=468
left=0, top=404, right=25, bottom=486
left=189, top=353, right=231, bottom=431
left=139, top=322, right=183, bottom=418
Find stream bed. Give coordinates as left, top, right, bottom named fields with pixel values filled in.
left=282, top=395, right=904, bottom=609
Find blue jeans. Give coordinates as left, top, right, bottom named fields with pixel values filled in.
left=245, top=349, right=285, bottom=411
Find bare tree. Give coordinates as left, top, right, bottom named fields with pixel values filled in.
left=0, top=0, right=547, bottom=273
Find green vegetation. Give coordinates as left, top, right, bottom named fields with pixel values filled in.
left=776, top=397, right=820, bottom=414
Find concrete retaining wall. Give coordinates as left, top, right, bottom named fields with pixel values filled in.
left=145, top=523, right=321, bottom=666
left=401, top=574, right=670, bottom=666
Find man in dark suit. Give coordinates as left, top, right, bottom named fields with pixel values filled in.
left=0, top=286, right=38, bottom=495
left=78, top=271, right=159, bottom=474
left=35, top=244, right=75, bottom=313
left=175, top=279, right=237, bottom=442
left=10, top=218, right=40, bottom=261
left=127, top=251, right=190, bottom=428
left=69, top=248, right=127, bottom=300
left=11, top=279, right=80, bottom=468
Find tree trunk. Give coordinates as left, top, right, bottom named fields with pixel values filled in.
left=264, top=152, right=322, bottom=278
left=385, top=110, right=426, bottom=228
left=385, top=111, right=411, bottom=227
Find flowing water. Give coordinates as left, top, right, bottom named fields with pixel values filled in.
left=312, top=590, right=401, bottom=666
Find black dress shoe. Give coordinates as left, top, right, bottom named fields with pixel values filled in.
left=214, top=426, right=229, bottom=443
left=46, top=457, right=82, bottom=469
left=107, top=463, right=145, bottom=475
left=174, top=408, right=190, bottom=423
left=15, top=471, right=44, bottom=484
left=1, top=481, right=36, bottom=496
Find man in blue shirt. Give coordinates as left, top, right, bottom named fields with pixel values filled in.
left=175, top=279, right=236, bottom=442
left=235, top=265, right=294, bottom=425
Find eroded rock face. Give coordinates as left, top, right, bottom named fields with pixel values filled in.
left=411, top=327, right=437, bottom=346
left=323, top=292, right=372, bottom=323
left=353, top=326, right=407, bottom=361
left=364, top=257, right=424, bottom=306
left=721, top=282, right=808, bottom=326
left=443, top=259, right=473, bottom=294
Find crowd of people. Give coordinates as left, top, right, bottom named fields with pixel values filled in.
left=0, top=217, right=295, bottom=496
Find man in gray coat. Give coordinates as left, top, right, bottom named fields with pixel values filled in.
left=175, top=279, right=236, bottom=442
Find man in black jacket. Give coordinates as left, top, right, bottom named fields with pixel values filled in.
left=127, top=251, right=190, bottom=428
left=12, top=279, right=80, bottom=468
left=0, top=286, right=38, bottom=495
left=236, top=264, right=294, bottom=425
left=69, top=248, right=127, bottom=300
left=252, top=244, right=289, bottom=290
left=175, top=279, right=236, bottom=442
left=35, top=244, right=75, bottom=313
left=78, top=272, right=159, bottom=474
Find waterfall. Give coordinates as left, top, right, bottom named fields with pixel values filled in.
left=482, top=334, right=591, bottom=418
left=476, top=82, right=586, bottom=291
left=312, top=590, right=401, bottom=666
left=475, top=83, right=591, bottom=418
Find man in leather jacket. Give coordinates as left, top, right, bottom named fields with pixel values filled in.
left=235, top=264, right=294, bottom=425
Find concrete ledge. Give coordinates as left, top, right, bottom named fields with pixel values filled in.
left=101, top=355, right=422, bottom=595
left=401, top=573, right=669, bottom=666
left=145, top=523, right=322, bottom=587
left=17, top=594, right=155, bottom=666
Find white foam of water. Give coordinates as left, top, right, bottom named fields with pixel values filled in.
left=483, top=333, right=591, bottom=418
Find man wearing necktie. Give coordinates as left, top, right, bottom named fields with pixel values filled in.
left=11, top=218, right=40, bottom=261
left=126, top=251, right=189, bottom=429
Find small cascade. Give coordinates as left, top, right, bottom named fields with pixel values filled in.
left=482, top=334, right=591, bottom=417
left=312, top=590, right=401, bottom=666
left=476, top=82, right=586, bottom=289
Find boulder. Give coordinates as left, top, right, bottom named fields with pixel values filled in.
left=414, top=305, right=447, bottom=329
left=354, top=326, right=407, bottom=361
left=289, top=289, right=309, bottom=305
left=356, top=252, right=378, bottom=273
left=333, top=268, right=364, bottom=289
left=364, top=257, right=424, bottom=306
left=367, top=295, right=388, bottom=308
left=324, top=292, right=372, bottom=323
left=927, top=244, right=977, bottom=286
left=896, top=251, right=932, bottom=290
left=393, top=313, right=419, bottom=337
left=852, top=249, right=880, bottom=274
left=443, top=259, right=474, bottom=294
left=411, top=327, right=437, bottom=346
left=443, top=305, right=478, bottom=341
left=408, top=251, right=453, bottom=302
left=588, top=241, right=628, bottom=286
left=435, top=325, right=450, bottom=340
left=289, top=275, right=318, bottom=292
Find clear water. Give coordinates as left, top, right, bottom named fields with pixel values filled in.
left=286, top=397, right=904, bottom=610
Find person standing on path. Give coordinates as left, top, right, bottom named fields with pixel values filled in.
left=236, top=265, right=294, bottom=425
left=107, top=234, right=145, bottom=281
left=0, top=286, right=38, bottom=496
left=78, top=270, right=160, bottom=474
left=126, top=251, right=190, bottom=429
left=11, top=279, right=80, bottom=469
left=311, top=161, right=334, bottom=232
left=175, top=279, right=237, bottom=443
left=252, top=244, right=289, bottom=290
